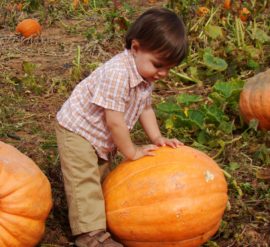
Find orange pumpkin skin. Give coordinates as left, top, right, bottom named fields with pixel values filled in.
left=0, top=141, right=52, bottom=247
left=239, top=69, right=270, bottom=130
left=239, top=7, right=250, bottom=22
left=16, top=19, right=42, bottom=38
left=196, top=7, right=210, bottom=16
left=223, top=0, right=231, bottom=10
left=103, top=146, right=228, bottom=247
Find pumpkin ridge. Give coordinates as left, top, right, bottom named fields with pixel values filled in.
left=252, top=79, right=268, bottom=126
left=0, top=177, right=52, bottom=219
left=239, top=79, right=253, bottom=123
left=0, top=176, right=45, bottom=198
left=0, top=207, right=49, bottom=220
left=265, top=79, right=270, bottom=118
left=106, top=192, right=227, bottom=213
left=120, top=222, right=221, bottom=244
left=0, top=212, right=44, bottom=245
left=104, top=162, right=173, bottom=195
left=244, top=81, right=254, bottom=123
left=239, top=69, right=270, bottom=130
left=262, top=81, right=270, bottom=123
left=106, top=189, right=227, bottom=210
left=122, top=221, right=220, bottom=245
left=103, top=160, right=219, bottom=196
left=0, top=210, right=45, bottom=222
left=0, top=188, right=18, bottom=199
left=0, top=219, right=21, bottom=245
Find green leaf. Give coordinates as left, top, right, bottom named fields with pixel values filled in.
left=197, top=130, right=210, bottom=145
left=188, top=109, right=205, bottom=129
left=205, top=240, right=219, bottom=247
left=189, top=66, right=199, bottom=79
left=243, top=45, right=261, bottom=59
left=171, top=109, right=205, bottom=130
left=203, top=50, right=228, bottom=71
left=218, top=121, right=234, bottom=134
left=205, top=25, right=223, bottom=39
left=208, top=92, right=226, bottom=105
left=228, top=162, right=240, bottom=171
left=204, top=104, right=229, bottom=123
left=156, top=102, right=181, bottom=113
left=247, top=59, right=260, bottom=70
left=176, top=93, right=202, bottom=106
left=173, top=115, right=193, bottom=129
left=248, top=118, right=259, bottom=131
left=165, top=117, right=175, bottom=130
left=254, top=144, right=270, bottom=165
left=254, top=28, right=270, bottom=44
left=213, top=79, right=244, bottom=99
left=22, top=61, right=36, bottom=75
left=187, top=66, right=202, bottom=85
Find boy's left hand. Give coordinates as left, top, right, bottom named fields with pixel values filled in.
left=153, top=136, right=184, bottom=148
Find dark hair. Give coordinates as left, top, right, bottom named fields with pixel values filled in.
left=125, top=8, right=188, bottom=65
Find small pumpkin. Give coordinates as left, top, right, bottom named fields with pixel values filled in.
left=72, top=0, right=80, bottom=8
left=16, top=3, right=23, bottom=11
left=16, top=19, right=42, bottom=38
left=6, top=3, right=23, bottom=12
left=0, top=141, right=52, bottom=247
left=196, top=6, right=210, bottom=16
left=223, top=0, right=231, bottom=10
left=239, top=69, right=270, bottom=130
left=72, top=0, right=89, bottom=9
left=239, top=7, right=250, bottom=22
left=103, top=146, right=228, bottom=247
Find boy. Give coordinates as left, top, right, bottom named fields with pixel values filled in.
left=55, top=7, right=188, bottom=247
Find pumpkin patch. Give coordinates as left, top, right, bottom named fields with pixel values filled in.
left=103, top=146, right=228, bottom=247
left=0, top=141, right=52, bottom=247
left=1, top=0, right=270, bottom=245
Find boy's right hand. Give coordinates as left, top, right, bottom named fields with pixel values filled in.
left=130, top=145, right=158, bottom=161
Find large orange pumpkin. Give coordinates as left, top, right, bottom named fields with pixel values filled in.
left=16, top=19, right=42, bottom=38
left=103, top=146, right=228, bottom=247
left=0, top=141, right=52, bottom=247
left=239, top=69, right=270, bottom=130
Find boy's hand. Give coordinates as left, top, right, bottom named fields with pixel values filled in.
left=131, top=145, right=158, bottom=161
left=153, top=136, right=184, bottom=148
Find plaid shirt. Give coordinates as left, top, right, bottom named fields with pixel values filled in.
left=57, top=49, right=153, bottom=160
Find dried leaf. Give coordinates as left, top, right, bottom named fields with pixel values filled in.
left=256, top=169, right=270, bottom=180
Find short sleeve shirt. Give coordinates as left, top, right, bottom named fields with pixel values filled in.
left=56, top=49, right=153, bottom=160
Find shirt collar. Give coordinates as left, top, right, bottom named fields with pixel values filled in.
left=124, top=49, right=148, bottom=88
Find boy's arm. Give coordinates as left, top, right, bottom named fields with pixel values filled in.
left=139, top=106, right=162, bottom=143
left=105, top=109, right=157, bottom=160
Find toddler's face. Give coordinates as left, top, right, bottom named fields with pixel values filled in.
left=131, top=42, right=174, bottom=83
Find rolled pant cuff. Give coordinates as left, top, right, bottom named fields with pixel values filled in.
left=72, top=220, right=107, bottom=236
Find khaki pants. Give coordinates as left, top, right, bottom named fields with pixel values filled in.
left=55, top=122, right=111, bottom=236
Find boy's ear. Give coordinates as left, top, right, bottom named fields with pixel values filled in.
left=131, top=39, right=140, bottom=54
